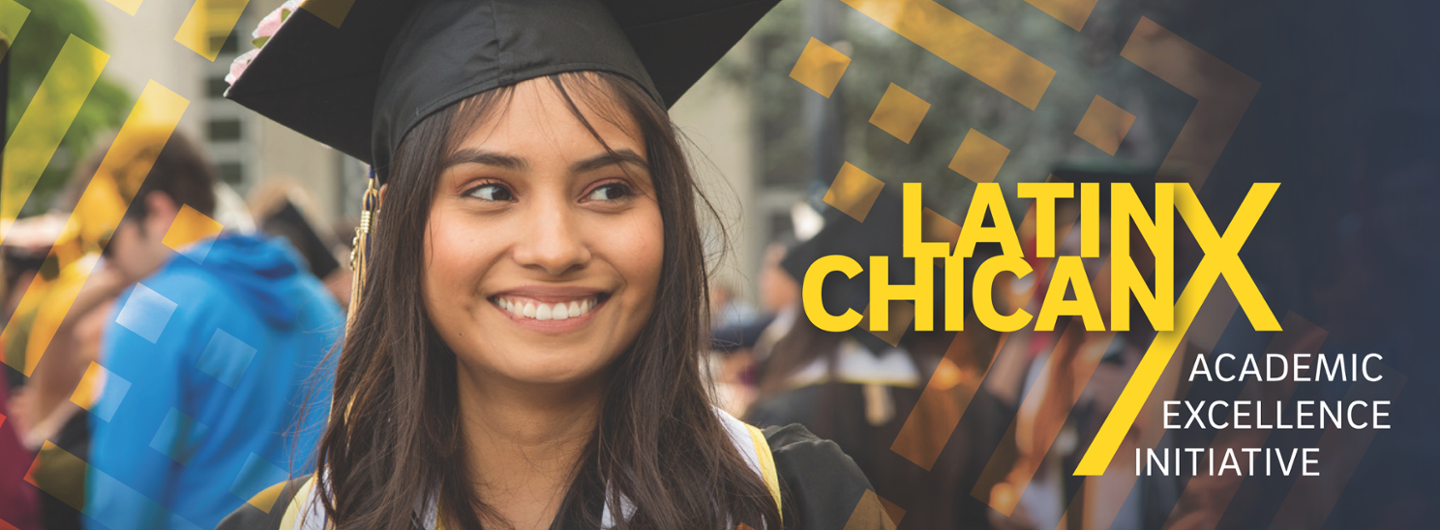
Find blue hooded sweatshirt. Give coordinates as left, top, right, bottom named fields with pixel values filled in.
left=86, top=234, right=343, bottom=530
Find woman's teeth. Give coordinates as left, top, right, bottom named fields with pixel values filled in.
left=494, top=297, right=597, bottom=321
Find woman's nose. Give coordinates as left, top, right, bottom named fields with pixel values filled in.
left=511, top=199, right=590, bottom=276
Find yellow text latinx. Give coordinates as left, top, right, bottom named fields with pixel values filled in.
left=802, top=182, right=1281, bottom=333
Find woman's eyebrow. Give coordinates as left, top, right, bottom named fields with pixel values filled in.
left=443, top=149, right=528, bottom=171
left=571, top=149, right=649, bottom=173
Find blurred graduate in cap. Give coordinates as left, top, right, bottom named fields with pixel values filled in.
left=746, top=189, right=1012, bottom=529
left=219, top=1, right=883, bottom=529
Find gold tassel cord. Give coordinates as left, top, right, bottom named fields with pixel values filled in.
left=347, top=169, right=380, bottom=330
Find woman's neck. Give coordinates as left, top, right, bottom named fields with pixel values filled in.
left=456, top=367, right=607, bottom=530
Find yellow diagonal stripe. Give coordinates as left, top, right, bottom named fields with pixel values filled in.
left=26, top=441, right=87, bottom=510
left=1, top=35, right=108, bottom=234
left=105, top=0, right=145, bottom=16
left=842, top=0, right=1055, bottom=110
left=1023, top=0, right=1100, bottom=31
left=1072, top=264, right=1210, bottom=475
left=1075, top=183, right=1277, bottom=475
left=0, top=0, right=31, bottom=59
left=303, top=0, right=360, bottom=28
left=0, top=81, right=188, bottom=376
left=176, top=0, right=253, bottom=61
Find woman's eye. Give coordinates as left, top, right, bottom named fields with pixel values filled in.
left=467, top=183, right=513, bottom=202
left=585, top=182, right=632, bottom=202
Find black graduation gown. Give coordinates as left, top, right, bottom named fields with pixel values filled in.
left=748, top=383, right=1012, bottom=530
left=216, top=424, right=882, bottom=530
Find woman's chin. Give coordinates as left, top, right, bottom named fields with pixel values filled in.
left=457, top=348, right=612, bottom=389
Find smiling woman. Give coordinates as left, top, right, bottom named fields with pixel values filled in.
left=424, top=77, right=665, bottom=394
left=217, top=1, right=885, bottom=530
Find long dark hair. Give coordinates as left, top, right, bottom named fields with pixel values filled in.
left=314, top=71, right=782, bottom=529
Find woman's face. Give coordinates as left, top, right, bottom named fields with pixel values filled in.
left=423, top=78, right=663, bottom=391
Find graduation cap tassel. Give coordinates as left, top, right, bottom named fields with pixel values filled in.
left=347, top=168, right=380, bottom=329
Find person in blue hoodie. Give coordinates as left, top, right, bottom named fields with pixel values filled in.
left=84, top=132, right=343, bottom=530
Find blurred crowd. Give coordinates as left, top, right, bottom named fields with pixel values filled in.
left=0, top=128, right=348, bottom=530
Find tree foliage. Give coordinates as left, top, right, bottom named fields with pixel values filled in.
left=4, top=0, right=132, bottom=215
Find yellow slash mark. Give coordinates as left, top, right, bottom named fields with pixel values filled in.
left=1023, top=0, right=1101, bottom=31
left=0, top=0, right=31, bottom=60
left=842, top=0, right=1055, bottom=110
left=1121, top=17, right=1260, bottom=187
left=1075, top=183, right=1278, bottom=475
left=1, top=35, right=108, bottom=233
left=175, top=0, right=253, bottom=62
left=0, top=82, right=189, bottom=376
left=105, top=0, right=145, bottom=16
left=842, top=490, right=898, bottom=530
left=302, top=0, right=360, bottom=28
left=1071, top=265, right=1213, bottom=476
left=26, top=441, right=87, bottom=510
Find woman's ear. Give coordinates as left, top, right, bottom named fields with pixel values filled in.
left=378, top=184, right=388, bottom=210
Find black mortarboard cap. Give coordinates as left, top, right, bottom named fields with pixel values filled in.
left=225, top=0, right=779, bottom=181
left=260, top=200, right=343, bottom=279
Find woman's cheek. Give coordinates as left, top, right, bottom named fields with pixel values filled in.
left=625, top=207, right=665, bottom=304
left=425, top=208, right=488, bottom=309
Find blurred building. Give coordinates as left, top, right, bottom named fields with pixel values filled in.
left=671, top=50, right=786, bottom=298
left=85, top=0, right=366, bottom=223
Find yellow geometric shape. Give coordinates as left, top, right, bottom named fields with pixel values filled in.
left=0, top=0, right=31, bottom=60
left=1024, top=0, right=1101, bottom=31
left=1074, top=95, right=1136, bottom=156
left=163, top=204, right=225, bottom=253
left=247, top=480, right=287, bottom=513
left=971, top=321, right=1116, bottom=516
left=1121, top=16, right=1260, bottom=186
left=948, top=129, right=1010, bottom=183
left=104, top=0, right=145, bottom=16
left=922, top=207, right=960, bottom=254
left=869, top=83, right=930, bottom=143
left=842, top=0, right=1055, bottom=110
left=860, top=301, right=913, bottom=347
left=1076, top=18, right=1263, bottom=476
left=823, top=162, right=886, bottom=223
left=303, top=0, right=360, bottom=28
left=26, top=441, right=87, bottom=511
left=71, top=362, right=106, bottom=412
left=877, top=494, right=906, bottom=527
left=176, top=0, right=254, bottom=62
left=790, top=37, right=852, bottom=98
left=0, top=82, right=188, bottom=376
left=1, top=35, right=108, bottom=235
left=891, top=333, right=1008, bottom=471
left=841, top=489, right=898, bottom=530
